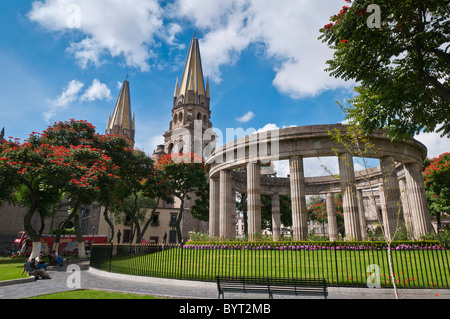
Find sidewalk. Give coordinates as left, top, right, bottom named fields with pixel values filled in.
left=0, top=261, right=449, bottom=300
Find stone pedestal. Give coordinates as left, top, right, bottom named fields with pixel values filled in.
left=289, top=155, right=308, bottom=241
left=338, top=152, right=362, bottom=241
left=247, top=162, right=261, bottom=240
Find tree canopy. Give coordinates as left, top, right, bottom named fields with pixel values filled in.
left=320, top=0, right=450, bottom=139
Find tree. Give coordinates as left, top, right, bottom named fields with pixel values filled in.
left=34, top=120, right=120, bottom=257
left=320, top=0, right=450, bottom=139
left=110, top=148, right=173, bottom=244
left=156, top=153, right=208, bottom=243
left=308, top=194, right=345, bottom=236
left=423, top=153, right=450, bottom=232
left=0, top=138, right=71, bottom=258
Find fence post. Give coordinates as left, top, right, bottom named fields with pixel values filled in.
left=334, top=241, right=339, bottom=287
left=108, top=243, right=113, bottom=273
left=179, top=241, right=184, bottom=280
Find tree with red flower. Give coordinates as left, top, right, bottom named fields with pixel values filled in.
left=423, top=153, right=450, bottom=232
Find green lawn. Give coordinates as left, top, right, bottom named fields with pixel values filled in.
left=97, top=247, right=450, bottom=288
left=0, top=257, right=29, bottom=281
left=27, top=289, right=164, bottom=299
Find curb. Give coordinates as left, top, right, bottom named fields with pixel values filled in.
left=0, top=277, right=36, bottom=287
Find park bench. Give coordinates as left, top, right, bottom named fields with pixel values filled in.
left=216, top=276, right=328, bottom=299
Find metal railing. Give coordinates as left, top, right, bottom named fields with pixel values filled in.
left=90, top=241, right=449, bottom=289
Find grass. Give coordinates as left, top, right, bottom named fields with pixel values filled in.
left=97, top=246, right=450, bottom=289
left=27, top=289, right=164, bottom=299
left=0, top=256, right=29, bottom=281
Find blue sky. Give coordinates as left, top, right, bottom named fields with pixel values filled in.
left=1, top=0, right=448, bottom=177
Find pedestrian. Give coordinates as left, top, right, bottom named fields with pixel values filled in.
left=117, top=230, right=121, bottom=244
left=23, top=258, right=51, bottom=279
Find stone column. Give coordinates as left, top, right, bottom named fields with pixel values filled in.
left=380, top=156, right=404, bottom=240
left=219, top=170, right=233, bottom=239
left=209, top=177, right=220, bottom=237
left=338, top=152, right=362, bottom=241
left=271, top=193, right=281, bottom=241
left=404, top=162, right=433, bottom=239
left=230, top=186, right=237, bottom=240
left=356, top=189, right=368, bottom=240
left=247, top=162, right=261, bottom=240
left=289, top=155, right=308, bottom=241
left=326, top=193, right=338, bottom=241
left=399, top=178, right=414, bottom=235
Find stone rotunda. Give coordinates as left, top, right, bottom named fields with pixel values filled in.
left=206, top=124, right=433, bottom=242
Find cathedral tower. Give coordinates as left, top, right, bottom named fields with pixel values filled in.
left=106, top=78, right=136, bottom=144
left=162, top=35, right=214, bottom=158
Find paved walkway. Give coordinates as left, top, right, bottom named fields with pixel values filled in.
left=1, top=260, right=449, bottom=300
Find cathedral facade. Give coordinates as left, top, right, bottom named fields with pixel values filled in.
left=0, top=36, right=211, bottom=248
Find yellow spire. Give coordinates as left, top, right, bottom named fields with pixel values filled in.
left=178, top=36, right=206, bottom=104
left=174, top=77, right=180, bottom=98
left=106, top=79, right=135, bottom=143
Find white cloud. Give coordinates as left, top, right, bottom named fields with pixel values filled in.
left=45, top=79, right=112, bottom=122
left=236, top=111, right=255, bottom=123
left=29, top=1, right=353, bottom=98
left=415, top=132, right=450, bottom=159
left=80, top=79, right=112, bottom=102
left=175, top=0, right=353, bottom=97
left=45, top=79, right=84, bottom=122
left=28, top=0, right=167, bottom=71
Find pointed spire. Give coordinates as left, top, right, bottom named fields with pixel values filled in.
left=106, top=78, right=135, bottom=144
left=178, top=36, right=206, bottom=104
left=174, top=77, right=180, bottom=98
left=206, top=76, right=210, bottom=99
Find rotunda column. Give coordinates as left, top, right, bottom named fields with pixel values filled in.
left=404, top=162, right=433, bottom=239
left=219, top=170, right=233, bottom=239
left=271, top=193, right=281, bottom=241
left=380, top=156, right=404, bottom=240
left=338, top=152, right=362, bottom=241
left=356, top=189, right=368, bottom=240
left=247, top=162, right=262, bottom=240
left=289, top=155, right=308, bottom=241
left=399, top=178, right=414, bottom=235
left=326, top=193, right=338, bottom=241
left=209, top=177, right=220, bottom=237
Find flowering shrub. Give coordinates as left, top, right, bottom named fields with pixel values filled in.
left=308, top=196, right=344, bottom=224
left=423, top=153, right=450, bottom=220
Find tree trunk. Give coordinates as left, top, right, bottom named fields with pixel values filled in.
left=52, top=210, right=76, bottom=252
left=23, top=206, right=41, bottom=259
left=103, top=206, right=115, bottom=243
left=73, top=212, right=86, bottom=258
left=175, top=198, right=185, bottom=243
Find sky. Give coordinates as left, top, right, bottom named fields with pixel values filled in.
left=1, top=0, right=449, bottom=178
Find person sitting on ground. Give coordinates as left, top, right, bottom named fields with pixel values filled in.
left=23, top=258, right=51, bottom=279
left=35, top=253, right=48, bottom=270
left=49, top=250, right=64, bottom=266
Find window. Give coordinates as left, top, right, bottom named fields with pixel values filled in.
left=151, top=212, right=160, bottom=226
left=170, top=213, right=177, bottom=227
